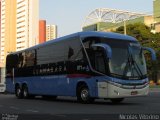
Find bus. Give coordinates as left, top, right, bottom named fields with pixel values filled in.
left=5, top=31, right=156, bottom=103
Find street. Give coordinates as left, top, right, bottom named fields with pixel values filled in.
left=0, top=89, right=160, bottom=120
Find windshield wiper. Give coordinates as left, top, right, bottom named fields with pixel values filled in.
left=130, top=54, right=143, bottom=78
left=123, top=48, right=143, bottom=79
left=123, top=54, right=132, bottom=78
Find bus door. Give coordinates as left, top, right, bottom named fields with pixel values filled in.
left=89, top=45, right=111, bottom=98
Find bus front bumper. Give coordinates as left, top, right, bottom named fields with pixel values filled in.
left=107, top=82, right=149, bottom=98
left=97, top=82, right=149, bottom=98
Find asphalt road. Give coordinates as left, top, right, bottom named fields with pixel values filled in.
left=0, top=89, right=160, bottom=120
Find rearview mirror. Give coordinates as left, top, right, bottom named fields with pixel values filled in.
left=91, top=43, right=112, bottom=59
left=142, top=47, right=156, bottom=61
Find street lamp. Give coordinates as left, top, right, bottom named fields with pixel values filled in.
left=123, top=20, right=127, bottom=35
left=119, top=18, right=127, bottom=35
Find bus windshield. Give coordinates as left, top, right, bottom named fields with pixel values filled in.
left=109, top=42, right=147, bottom=80
left=83, top=37, right=147, bottom=80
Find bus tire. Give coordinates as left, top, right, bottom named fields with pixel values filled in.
left=77, top=85, right=94, bottom=104
left=22, top=85, right=30, bottom=99
left=22, top=85, right=35, bottom=99
left=110, top=98, right=124, bottom=104
left=15, top=85, right=23, bottom=99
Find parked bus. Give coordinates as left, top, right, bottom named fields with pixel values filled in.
left=5, top=31, right=156, bottom=103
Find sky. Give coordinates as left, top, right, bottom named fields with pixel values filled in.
left=40, top=0, right=153, bottom=37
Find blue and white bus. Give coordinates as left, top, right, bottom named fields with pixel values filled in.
left=6, top=31, right=156, bottom=103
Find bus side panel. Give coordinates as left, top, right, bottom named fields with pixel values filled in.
left=6, top=75, right=76, bottom=96
left=6, top=75, right=99, bottom=98
left=6, top=78, right=15, bottom=93
left=16, top=76, right=59, bottom=95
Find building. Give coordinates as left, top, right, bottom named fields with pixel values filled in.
left=0, top=0, right=17, bottom=66
left=0, top=0, right=39, bottom=64
left=82, top=8, right=154, bottom=33
left=153, top=22, right=160, bottom=33
left=0, top=0, right=1, bottom=41
left=83, top=16, right=154, bottom=32
left=17, top=0, right=39, bottom=51
left=0, top=0, right=17, bottom=91
left=46, top=25, right=57, bottom=41
left=0, top=0, right=39, bottom=90
left=0, top=0, right=1, bottom=64
left=39, top=20, right=46, bottom=44
left=153, top=0, right=160, bottom=33
left=153, top=0, right=160, bottom=23
left=0, top=0, right=2, bottom=87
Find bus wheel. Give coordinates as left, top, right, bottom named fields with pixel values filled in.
left=15, top=85, right=23, bottom=99
left=22, top=85, right=29, bottom=99
left=110, top=98, right=124, bottom=104
left=77, top=85, right=94, bottom=104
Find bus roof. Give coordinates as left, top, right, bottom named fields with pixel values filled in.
left=79, top=31, right=137, bottom=41
left=9, top=31, right=137, bottom=54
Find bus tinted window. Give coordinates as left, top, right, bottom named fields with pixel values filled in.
left=6, top=54, right=19, bottom=69
left=25, top=50, right=36, bottom=67
left=17, top=52, right=25, bottom=68
left=37, top=37, right=83, bottom=65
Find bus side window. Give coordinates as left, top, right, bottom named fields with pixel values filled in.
left=85, top=48, right=95, bottom=68
left=94, top=50, right=106, bottom=74
left=18, top=53, right=24, bottom=68
left=86, top=48, right=107, bottom=74
left=68, top=47, right=74, bottom=60
left=6, top=54, right=18, bottom=77
left=25, top=50, right=36, bottom=67
left=6, top=54, right=19, bottom=69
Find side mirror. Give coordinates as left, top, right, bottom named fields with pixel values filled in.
left=91, top=43, right=112, bottom=59
left=142, top=47, right=156, bottom=61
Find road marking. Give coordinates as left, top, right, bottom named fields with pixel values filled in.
left=10, top=106, right=19, bottom=110
left=26, top=109, right=39, bottom=113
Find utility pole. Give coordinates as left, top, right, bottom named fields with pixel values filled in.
left=124, top=20, right=127, bottom=35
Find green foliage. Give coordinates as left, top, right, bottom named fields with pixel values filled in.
left=115, top=23, right=160, bottom=81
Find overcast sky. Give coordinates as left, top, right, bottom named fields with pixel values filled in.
left=40, top=0, right=153, bottom=37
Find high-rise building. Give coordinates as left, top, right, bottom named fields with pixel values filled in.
left=0, top=0, right=17, bottom=90
left=0, top=0, right=39, bottom=66
left=39, top=20, right=46, bottom=43
left=153, top=0, right=160, bottom=23
left=46, top=25, right=57, bottom=41
left=0, top=0, right=1, bottom=65
left=17, top=0, right=39, bottom=51
left=0, top=0, right=39, bottom=89
left=0, top=0, right=17, bottom=66
left=0, top=0, right=1, bottom=40
left=1, top=0, right=39, bottom=57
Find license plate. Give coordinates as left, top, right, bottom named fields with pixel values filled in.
left=131, top=91, right=138, bottom=95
